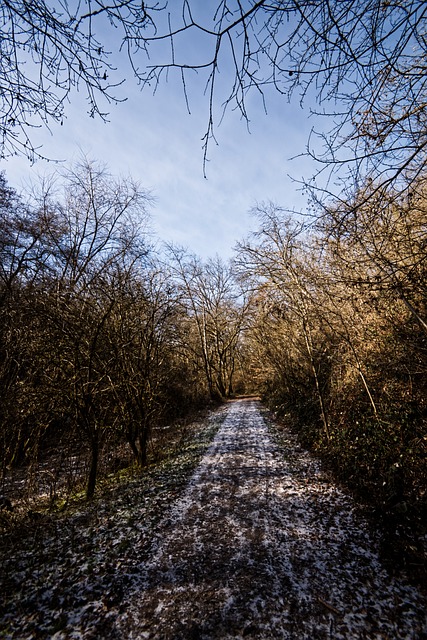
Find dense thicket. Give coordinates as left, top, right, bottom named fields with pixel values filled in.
left=236, top=180, right=426, bottom=559
left=0, top=162, right=247, bottom=501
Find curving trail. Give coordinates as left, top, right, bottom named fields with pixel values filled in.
left=117, top=398, right=426, bottom=639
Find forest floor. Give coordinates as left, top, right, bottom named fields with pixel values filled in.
left=1, top=398, right=426, bottom=639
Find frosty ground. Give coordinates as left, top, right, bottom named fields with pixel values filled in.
left=1, top=399, right=426, bottom=639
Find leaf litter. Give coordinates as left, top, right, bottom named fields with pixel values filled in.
left=0, top=407, right=227, bottom=639
left=1, top=399, right=426, bottom=639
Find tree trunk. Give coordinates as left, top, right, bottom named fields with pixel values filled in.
left=303, top=322, right=330, bottom=441
left=137, top=426, right=149, bottom=467
left=86, top=437, right=99, bottom=499
left=126, top=424, right=140, bottom=463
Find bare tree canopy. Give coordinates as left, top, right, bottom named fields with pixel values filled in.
left=1, top=0, right=426, bottom=195
left=0, top=0, right=158, bottom=160
left=139, top=0, right=427, bottom=191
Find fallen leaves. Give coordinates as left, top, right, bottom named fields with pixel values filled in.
left=0, top=407, right=227, bottom=639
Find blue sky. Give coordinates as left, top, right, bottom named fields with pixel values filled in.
left=1, top=7, right=321, bottom=260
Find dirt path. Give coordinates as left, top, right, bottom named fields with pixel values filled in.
left=116, top=399, right=426, bottom=639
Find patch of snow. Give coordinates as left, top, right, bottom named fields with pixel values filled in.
left=114, top=399, right=426, bottom=639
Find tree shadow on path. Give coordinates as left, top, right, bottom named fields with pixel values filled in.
left=115, top=399, right=426, bottom=640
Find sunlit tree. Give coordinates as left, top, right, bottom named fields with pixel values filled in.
left=236, top=204, right=332, bottom=439
left=168, top=248, right=248, bottom=400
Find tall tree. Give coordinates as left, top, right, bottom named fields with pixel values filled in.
left=236, top=204, right=331, bottom=438
left=31, top=159, right=152, bottom=497
left=237, top=190, right=426, bottom=509
left=105, top=264, right=182, bottom=467
left=0, top=172, right=57, bottom=473
left=168, top=248, right=247, bottom=400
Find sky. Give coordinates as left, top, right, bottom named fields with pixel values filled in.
left=1, top=5, right=322, bottom=261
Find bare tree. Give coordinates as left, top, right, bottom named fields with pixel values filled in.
left=236, top=204, right=331, bottom=439
left=0, top=162, right=214, bottom=500
left=32, top=159, right=152, bottom=497
left=0, top=172, right=58, bottom=475
left=320, top=178, right=427, bottom=336
left=106, top=264, right=182, bottom=467
left=237, top=194, right=427, bottom=510
left=168, top=247, right=247, bottom=400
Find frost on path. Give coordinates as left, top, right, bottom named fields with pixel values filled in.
left=117, top=399, right=426, bottom=639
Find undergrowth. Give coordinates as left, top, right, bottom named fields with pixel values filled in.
left=0, top=405, right=227, bottom=639
left=262, top=397, right=427, bottom=591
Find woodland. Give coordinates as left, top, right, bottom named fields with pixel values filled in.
left=0, top=0, right=426, bottom=583
left=1, top=162, right=426, bottom=573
